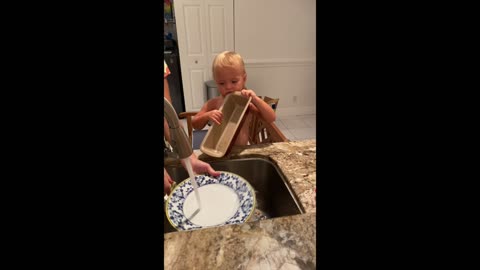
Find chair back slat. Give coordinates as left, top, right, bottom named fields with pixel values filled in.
left=248, top=96, right=288, bottom=145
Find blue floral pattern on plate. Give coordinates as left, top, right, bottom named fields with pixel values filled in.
left=165, top=171, right=256, bottom=231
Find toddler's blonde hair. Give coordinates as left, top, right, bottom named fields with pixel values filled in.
left=212, top=51, right=245, bottom=79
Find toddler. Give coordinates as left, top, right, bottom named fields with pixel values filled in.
left=192, top=51, right=276, bottom=145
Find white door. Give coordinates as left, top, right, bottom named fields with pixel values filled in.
left=174, top=0, right=234, bottom=112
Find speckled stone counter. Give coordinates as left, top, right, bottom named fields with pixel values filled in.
left=165, top=212, right=316, bottom=270
left=164, top=139, right=316, bottom=269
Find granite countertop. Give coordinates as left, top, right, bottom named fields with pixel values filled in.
left=164, top=139, right=316, bottom=269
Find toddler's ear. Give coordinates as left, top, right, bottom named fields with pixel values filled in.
left=243, top=73, right=247, bottom=82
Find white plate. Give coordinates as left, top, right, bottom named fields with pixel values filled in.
left=165, top=171, right=256, bottom=231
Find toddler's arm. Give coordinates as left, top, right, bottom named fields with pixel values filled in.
left=192, top=100, right=223, bottom=130
left=241, top=89, right=276, bottom=124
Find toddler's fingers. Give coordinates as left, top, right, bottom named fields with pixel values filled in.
left=212, top=116, right=222, bottom=125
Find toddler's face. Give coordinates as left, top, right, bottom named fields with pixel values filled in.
left=214, top=66, right=246, bottom=97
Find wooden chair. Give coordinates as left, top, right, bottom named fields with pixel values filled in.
left=178, top=96, right=288, bottom=149
left=248, top=96, right=288, bottom=144
left=177, top=111, right=198, bottom=147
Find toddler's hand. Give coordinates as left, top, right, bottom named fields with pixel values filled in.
left=241, top=89, right=257, bottom=99
left=209, top=110, right=223, bottom=125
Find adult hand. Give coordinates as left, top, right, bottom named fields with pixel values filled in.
left=164, top=168, right=174, bottom=195
left=185, top=154, right=221, bottom=177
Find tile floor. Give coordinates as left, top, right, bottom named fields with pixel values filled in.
left=275, top=113, right=316, bottom=141
left=179, top=113, right=316, bottom=143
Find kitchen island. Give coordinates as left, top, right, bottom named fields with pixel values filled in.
left=164, top=139, right=316, bottom=269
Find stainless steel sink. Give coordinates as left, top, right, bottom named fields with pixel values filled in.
left=164, top=157, right=304, bottom=233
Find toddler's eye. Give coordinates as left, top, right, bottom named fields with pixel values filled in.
left=232, top=81, right=238, bottom=84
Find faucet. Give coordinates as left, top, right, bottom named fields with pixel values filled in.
left=164, top=97, right=193, bottom=159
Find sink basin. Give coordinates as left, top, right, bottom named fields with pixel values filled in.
left=164, top=157, right=304, bottom=233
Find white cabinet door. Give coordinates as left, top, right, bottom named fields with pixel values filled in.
left=174, top=0, right=234, bottom=112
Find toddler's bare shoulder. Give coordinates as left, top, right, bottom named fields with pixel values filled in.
left=207, top=97, right=223, bottom=110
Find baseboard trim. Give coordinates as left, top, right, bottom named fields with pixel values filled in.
left=275, top=106, right=316, bottom=117
left=244, top=58, right=316, bottom=68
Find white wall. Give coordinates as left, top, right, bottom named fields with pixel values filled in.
left=234, top=0, right=316, bottom=117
